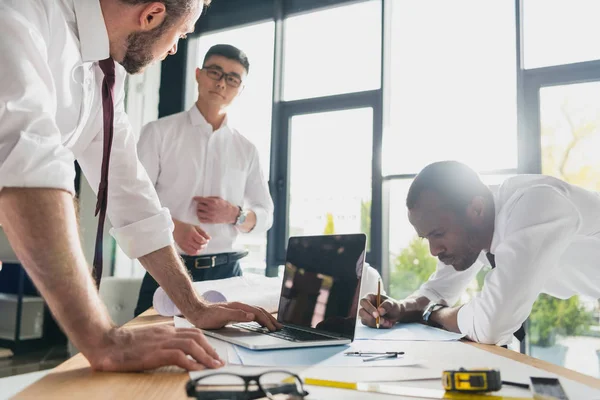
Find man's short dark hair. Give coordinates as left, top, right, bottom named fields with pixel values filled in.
left=406, top=161, right=492, bottom=213
left=203, top=44, right=250, bottom=73
left=120, top=0, right=211, bottom=29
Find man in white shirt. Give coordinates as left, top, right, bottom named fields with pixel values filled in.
left=135, top=44, right=274, bottom=315
left=359, top=161, right=600, bottom=346
left=0, top=0, right=279, bottom=372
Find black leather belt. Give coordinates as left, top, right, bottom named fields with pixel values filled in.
left=181, top=251, right=249, bottom=270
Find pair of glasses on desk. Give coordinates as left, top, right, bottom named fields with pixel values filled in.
left=186, top=370, right=309, bottom=399
left=344, top=351, right=405, bottom=362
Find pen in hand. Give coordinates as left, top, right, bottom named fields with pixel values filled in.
left=376, top=279, right=381, bottom=329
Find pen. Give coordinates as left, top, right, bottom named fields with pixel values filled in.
left=363, top=353, right=401, bottom=362
left=344, top=351, right=404, bottom=356
left=376, top=279, right=381, bottom=329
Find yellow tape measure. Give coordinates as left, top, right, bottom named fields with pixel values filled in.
left=443, top=368, right=502, bottom=392
left=304, top=376, right=533, bottom=400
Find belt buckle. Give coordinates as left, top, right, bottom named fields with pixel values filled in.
left=194, top=256, right=217, bottom=269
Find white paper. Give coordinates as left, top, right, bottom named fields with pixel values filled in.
left=154, top=274, right=283, bottom=316
left=355, top=322, right=465, bottom=341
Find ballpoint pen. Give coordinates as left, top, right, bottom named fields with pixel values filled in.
left=344, top=351, right=405, bottom=357
left=376, top=279, right=381, bottom=329
left=363, top=353, right=402, bottom=362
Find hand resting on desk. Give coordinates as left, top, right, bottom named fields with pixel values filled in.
left=90, top=325, right=225, bottom=372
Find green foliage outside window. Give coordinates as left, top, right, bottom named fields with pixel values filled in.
left=389, top=237, right=437, bottom=299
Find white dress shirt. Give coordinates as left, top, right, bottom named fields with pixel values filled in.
left=0, top=0, right=173, bottom=259
left=137, top=106, right=274, bottom=255
left=414, top=175, right=600, bottom=345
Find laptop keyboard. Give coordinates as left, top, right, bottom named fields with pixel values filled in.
left=233, top=322, right=337, bottom=342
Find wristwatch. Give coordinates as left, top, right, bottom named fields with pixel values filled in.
left=234, top=206, right=247, bottom=226
left=422, top=302, right=447, bottom=322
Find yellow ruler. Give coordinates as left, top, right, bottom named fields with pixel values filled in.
left=304, top=378, right=533, bottom=400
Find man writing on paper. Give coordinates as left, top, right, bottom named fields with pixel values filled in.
left=134, top=44, right=274, bottom=315
left=360, top=161, right=600, bottom=346
left=0, top=0, right=279, bottom=372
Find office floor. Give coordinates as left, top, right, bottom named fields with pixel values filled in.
left=0, top=345, right=68, bottom=378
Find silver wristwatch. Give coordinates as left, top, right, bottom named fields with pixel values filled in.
left=234, top=206, right=247, bottom=226
left=422, top=302, right=447, bottom=322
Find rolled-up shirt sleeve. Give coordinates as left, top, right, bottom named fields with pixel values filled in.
left=77, top=67, right=173, bottom=259
left=0, top=7, right=75, bottom=194
left=243, top=146, right=273, bottom=234
left=457, top=186, right=580, bottom=345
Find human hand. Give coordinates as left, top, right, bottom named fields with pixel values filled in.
left=194, top=196, right=239, bottom=224
left=87, top=325, right=224, bottom=372
left=358, top=294, right=422, bottom=328
left=173, top=219, right=210, bottom=255
left=190, top=302, right=282, bottom=331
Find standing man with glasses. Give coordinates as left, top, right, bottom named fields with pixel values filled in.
left=135, top=44, right=274, bottom=315
left=0, top=0, right=280, bottom=373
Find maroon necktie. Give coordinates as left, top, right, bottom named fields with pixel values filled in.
left=93, top=58, right=116, bottom=288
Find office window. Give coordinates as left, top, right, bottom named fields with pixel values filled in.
left=384, top=0, right=517, bottom=176
left=523, top=0, right=600, bottom=69
left=282, top=0, right=381, bottom=101
left=288, top=108, right=373, bottom=247
left=187, top=22, right=275, bottom=274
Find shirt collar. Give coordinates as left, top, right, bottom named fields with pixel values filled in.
left=73, top=0, right=110, bottom=62
left=188, top=105, right=229, bottom=132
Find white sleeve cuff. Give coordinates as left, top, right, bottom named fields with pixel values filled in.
left=457, top=301, right=513, bottom=346
left=251, top=207, right=270, bottom=234
left=110, top=207, right=174, bottom=259
left=0, top=132, right=75, bottom=195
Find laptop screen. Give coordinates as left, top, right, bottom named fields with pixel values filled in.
left=277, top=234, right=367, bottom=340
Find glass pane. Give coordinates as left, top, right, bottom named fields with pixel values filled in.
left=283, top=1, right=381, bottom=101
left=387, top=175, right=512, bottom=302
left=288, top=108, right=373, bottom=248
left=384, top=0, right=517, bottom=176
left=523, top=0, right=600, bottom=69
left=534, top=81, right=600, bottom=376
left=187, top=22, right=275, bottom=274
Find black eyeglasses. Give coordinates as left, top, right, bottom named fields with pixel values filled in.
left=203, top=67, right=243, bottom=88
left=185, top=370, right=309, bottom=400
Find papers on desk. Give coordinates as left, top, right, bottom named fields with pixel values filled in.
left=233, top=340, right=420, bottom=368
left=234, top=345, right=348, bottom=367
left=355, top=322, right=465, bottom=341
left=154, top=274, right=282, bottom=316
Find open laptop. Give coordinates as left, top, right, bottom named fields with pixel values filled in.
left=201, top=233, right=367, bottom=350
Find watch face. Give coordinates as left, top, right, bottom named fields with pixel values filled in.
left=236, top=209, right=247, bottom=225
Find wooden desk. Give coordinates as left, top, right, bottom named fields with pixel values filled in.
left=14, top=309, right=600, bottom=399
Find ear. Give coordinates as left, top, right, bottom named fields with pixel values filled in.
left=138, top=2, right=167, bottom=31
left=467, top=196, right=485, bottom=223
left=196, top=67, right=201, bottom=82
